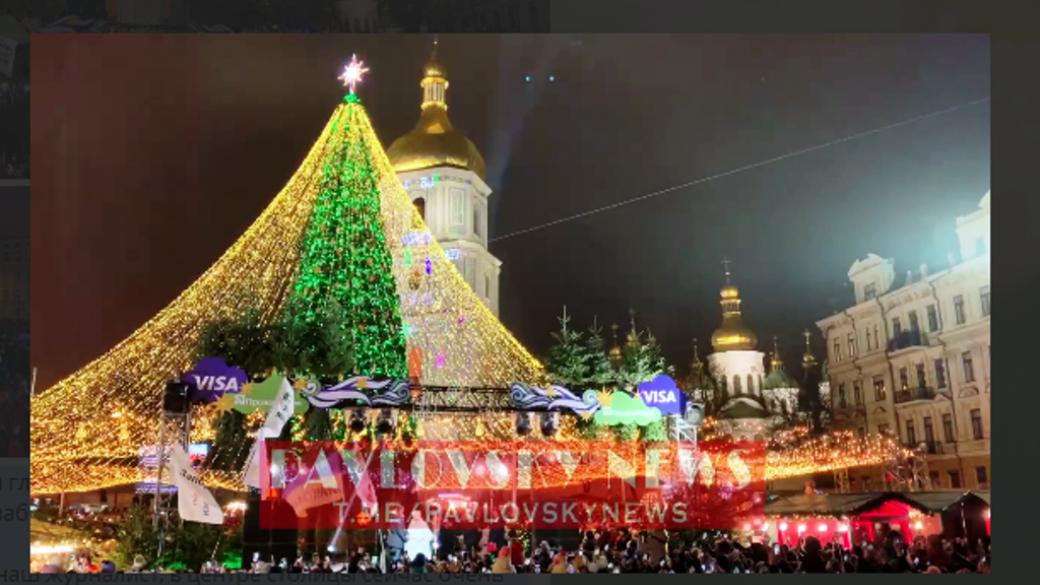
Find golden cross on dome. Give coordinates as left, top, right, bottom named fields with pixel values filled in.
left=721, top=256, right=733, bottom=283
left=339, top=54, right=369, bottom=94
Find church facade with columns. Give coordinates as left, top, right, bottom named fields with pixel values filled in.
left=385, top=41, right=502, bottom=317
left=688, top=262, right=827, bottom=440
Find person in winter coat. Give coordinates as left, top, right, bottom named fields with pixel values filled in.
left=641, top=529, right=668, bottom=566
left=550, top=551, right=570, bottom=574
left=492, top=546, right=514, bottom=574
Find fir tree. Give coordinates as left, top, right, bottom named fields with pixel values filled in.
left=305, top=408, right=334, bottom=441
left=615, top=316, right=673, bottom=391
left=282, top=93, right=407, bottom=381
left=584, top=318, right=615, bottom=389
left=546, top=306, right=589, bottom=387
left=111, top=504, right=161, bottom=570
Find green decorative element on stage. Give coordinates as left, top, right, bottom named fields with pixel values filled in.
left=283, top=99, right=407, bottom=381
left=593, top=391, right=662, bottom=427
left=230, top=374, right=309, bottom=415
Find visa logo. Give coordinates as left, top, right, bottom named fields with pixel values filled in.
left=641, top=390, right=677, bottom=403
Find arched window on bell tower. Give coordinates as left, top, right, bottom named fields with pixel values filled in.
left=413, top=197, right=426, bottom=222
left=733, top=375, right=742, bottom=395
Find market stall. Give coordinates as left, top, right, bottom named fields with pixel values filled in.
left=765, top=492, right=942, bottom=547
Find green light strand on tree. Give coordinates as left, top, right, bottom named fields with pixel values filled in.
left=284, top=101, right=407, bottom=380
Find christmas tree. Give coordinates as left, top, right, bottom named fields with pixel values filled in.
left=584, top=318, right=615, bottom=389
left=31, top=56, right=548, bottom=495
left=545, top=306, right=589, bottom=387
left=283, top=94, right=407, bottom=380
left=615, top=312, right=672, bottom=391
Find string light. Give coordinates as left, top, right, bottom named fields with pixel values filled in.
left=32, top=90, right=548, bottom=495
left=31, top=79, right=912, bottom=496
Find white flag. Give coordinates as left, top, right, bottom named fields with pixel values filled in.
left=167, top=445, right=225, bottom=525
left=243, top=377, right=297, bottom=489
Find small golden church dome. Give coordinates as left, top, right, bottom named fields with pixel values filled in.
left=386, top=39, right=487, bottom=180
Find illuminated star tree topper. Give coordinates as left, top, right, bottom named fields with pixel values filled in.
left=339, top=54, right=370, bottom=95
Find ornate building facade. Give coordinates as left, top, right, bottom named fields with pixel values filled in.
left=386, top=41, right=502, bottom=316
left=816, top=191, right=991, bottom=491
left=688, top=265, right=821, bottom=440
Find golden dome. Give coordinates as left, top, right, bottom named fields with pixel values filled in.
left=386, top=40, right=487, bottom=180
left=386, top=109, right=487, bottom=180
left=711, top=281, right=757, bottom=352
left=711, top=326, right=757, bottom=352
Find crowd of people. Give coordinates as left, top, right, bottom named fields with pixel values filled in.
left=46, top=527, right=989, bottom=574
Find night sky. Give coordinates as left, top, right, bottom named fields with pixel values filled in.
left=31, top=34, right=990, bottom=390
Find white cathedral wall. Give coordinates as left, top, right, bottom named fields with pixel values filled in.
left=398, top=167, right=501, bottom=316
left=708, top=350, right=766, bottom=396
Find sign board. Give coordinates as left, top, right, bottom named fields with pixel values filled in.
left=637, top=375, right=685, bottom=416
left=181, top=357, right=249, bottom=404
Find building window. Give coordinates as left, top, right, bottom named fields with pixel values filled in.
left=915, top=363, right=926, bottom=388
left=732, top=375, right=742, bottom=395
left=948, top=470, right=962, bottom=489
left=905, top=420, right=917, bottom=445
left=747, top=374, right=755, bottom=395
left=980, top=286, right=991, bottom=317
left=878, top=424, right=890, bottom=436
left=450, top=188, right=465, bottom=226
left=864, top=282, right=878, bottom=300
left=976, top=466, right=987, bottom=485
left=927, top=304, right=940, bottom=332
left=833, top=338, right=842, bottom=362
left=970, top=408, right=984, bottom=440
left=935, top=359, right=947, bottom=388
left=929, top=471, right=940, bottom=488
left=847, top=333, right=857, bottom=358
left=962, top=351, right=975, bottom=383
left=908, top=310, right=920, bottom=333
left=873, top=376, right=886, bottom=401
left=853, top=382, right=862, bottom=406
left=413, top=197, right=426, bottom=221
left=923, top=416, right=935, bottom=443
left=874, top=325, right=880, bottom=351
left=942, top=413, right=955, bottom=443
left=484, top=275, right=491, bottom=299
left=865, top=327, right=872, bottom=351
left=899, top=367, right=909, bottom=390
left=473, top=202, right=484, bottom=239
left=892, top=316, right=902, bottom=336
left=837, top=384, right=847, bottom=409
left=954, top=295, right=966, bottom=325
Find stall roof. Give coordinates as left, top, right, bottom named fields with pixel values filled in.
left=900, top=491, right=990, bottom=513
left=765, top=492, right=895, bottom=517
left=766, top=491, right=991, bottom=518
